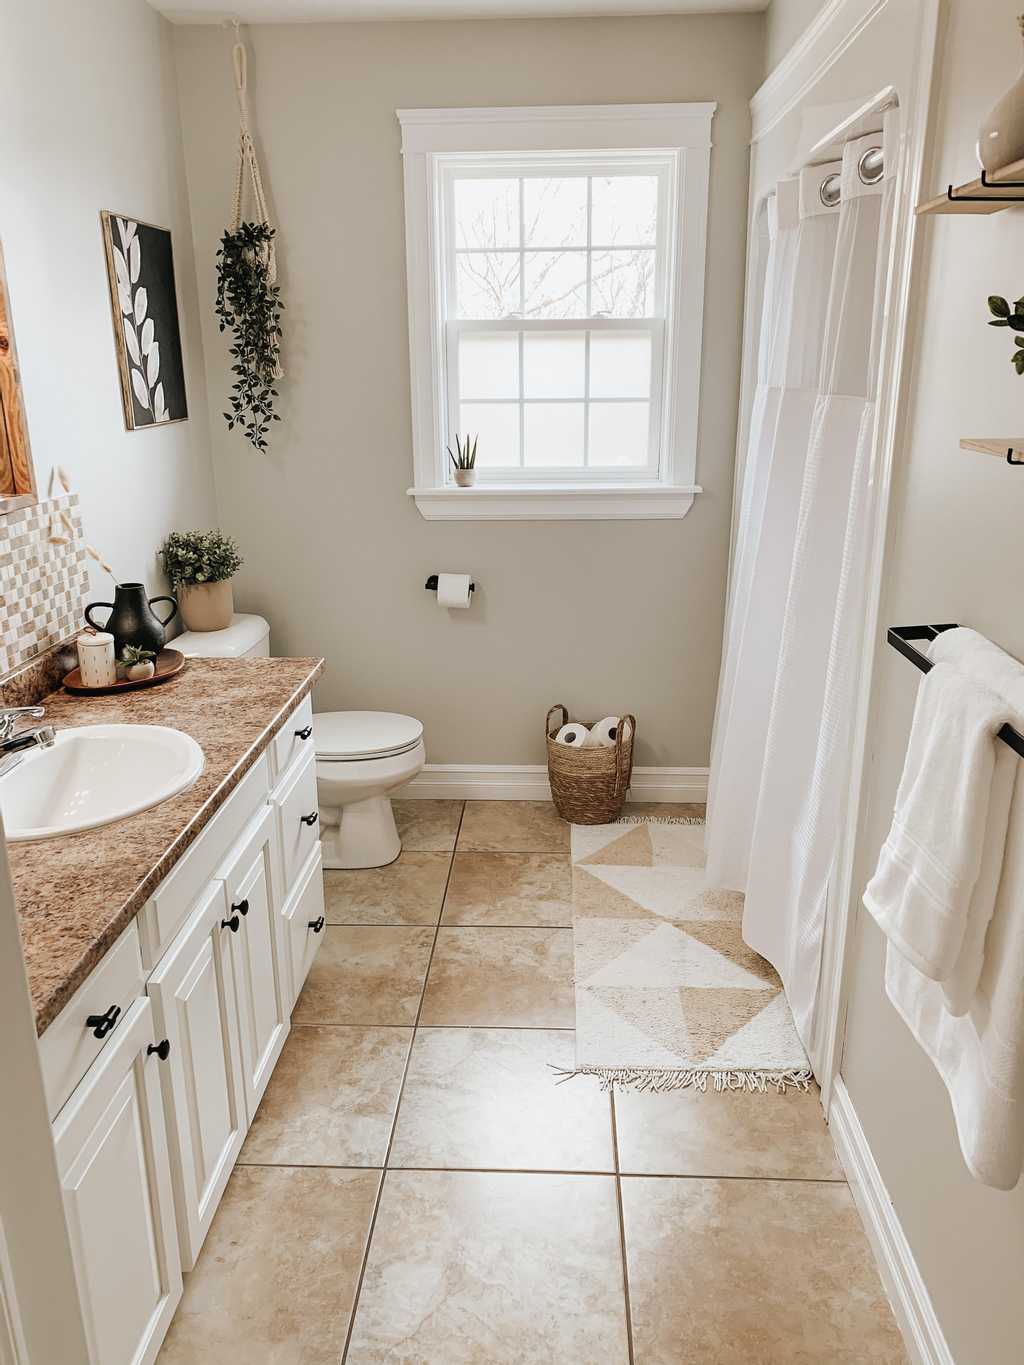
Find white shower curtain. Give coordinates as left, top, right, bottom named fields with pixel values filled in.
left=740, top=125, right=896, bottom=1048
left=705, top=165, right=842, bottom=893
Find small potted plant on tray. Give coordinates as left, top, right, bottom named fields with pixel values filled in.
left=120, top=645, right=156, bottom=682
left=447, top=433, right=478, bottom=487
left=160, top=530, right=244, bottom=632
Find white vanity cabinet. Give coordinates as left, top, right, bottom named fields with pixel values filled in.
left=52, top=998, right=182, bottom=1365
left=215, top=802, right=289, bottom=1119
left=39, top=688, right=324, bottom=1361
left=146, top=880, right=247, bottom=1269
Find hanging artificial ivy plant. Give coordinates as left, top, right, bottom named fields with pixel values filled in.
left=215, top=221, right=283, bottom=452
left=987, top=292, right=1024, bottom=375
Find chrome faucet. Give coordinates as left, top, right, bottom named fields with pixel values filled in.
left=0, top=706, right=56, bottom=776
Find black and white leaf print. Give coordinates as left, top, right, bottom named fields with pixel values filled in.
left=104, top=212, right=186, bottom=429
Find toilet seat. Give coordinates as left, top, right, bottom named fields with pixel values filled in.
left=314, top=711, right=424, bottom=763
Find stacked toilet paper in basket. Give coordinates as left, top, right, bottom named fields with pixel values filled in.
left=554, top=717, right=621, bottom=748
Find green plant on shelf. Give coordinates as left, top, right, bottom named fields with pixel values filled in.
left=987, top=293, right=1024, bottom=374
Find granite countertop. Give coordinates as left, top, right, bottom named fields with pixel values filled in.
left=10, top=656, right=323, bottom=1036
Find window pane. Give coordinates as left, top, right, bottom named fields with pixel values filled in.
left=456, top=253, right=521, bottom=319
left=588, top=402, right=650, bottom=467
left=458, top=333, right=519, bottom=400
left=591, top=175, right=658, bottom=246
left=591, top=250, right=656, bottom=318
left=524, top=403, right=585, bottom=467
left=459, top=403, right=520, bottom=468
left=524, top=251, right=587, bottom=319
left=523, top=332, right=585, bottom=399
left=453, top=178, right=519, bottom=249
left=590, top=332, right=651, bottom=398
left=524, top=177, right=587, bottom=248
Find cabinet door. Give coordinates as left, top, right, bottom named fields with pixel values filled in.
left=284, top=844, right=327, bottom=1011
left=53, top=998, right=181, bottom=1365
left=147, top=880, right=247, bottom=1269
left=222, top=804, right=289, bottom=1118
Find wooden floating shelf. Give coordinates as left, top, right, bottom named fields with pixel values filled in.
left=960, top=438, right=1024, bottom=463
left=917, top=157, right=1024, bottom=216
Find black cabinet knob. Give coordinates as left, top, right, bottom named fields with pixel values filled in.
left=295, top=725, right=313, bottom=741
left=222, top=914, right=241, bottom=933
left=85, top=1004, right=121, bottom=1039
left=301, top=810, right=319, bottom=827
left=233, top=898, right=249, bottom=917
left=307, top=916, right=325, bottom=933
left=147, top=1039, right=171, bottom=1061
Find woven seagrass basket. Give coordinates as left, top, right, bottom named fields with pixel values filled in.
left=545, top=704, right=636, bottom=825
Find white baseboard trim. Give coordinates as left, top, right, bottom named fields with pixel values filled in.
left=829, top=1079, right=954, bottom=1365
left=399, top=763, right=708, bottom=804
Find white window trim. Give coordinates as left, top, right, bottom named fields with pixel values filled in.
left=398, top=102, right=715, bottom=521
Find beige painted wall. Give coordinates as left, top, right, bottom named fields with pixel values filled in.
left=172, top=14, right=764, bottom=766
left=841, top=3, right=1024, bottom=1362
left=0, top=0, right=217, bottom=605
left=765, top=0, right=827, bottom=71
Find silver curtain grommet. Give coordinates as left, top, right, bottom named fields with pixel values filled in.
left=819, top=172, right=842, bottom=208
left=858, top=146, right=884, bottom=185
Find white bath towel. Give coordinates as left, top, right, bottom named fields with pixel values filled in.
left=867, top=627, right=1024, bottom=1188
left=863, top=631, right=1017, bottom=981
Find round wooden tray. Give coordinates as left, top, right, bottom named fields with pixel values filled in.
left=64, top=648, right=187, bottom=695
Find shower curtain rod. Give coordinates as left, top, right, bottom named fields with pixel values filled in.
left=887, top=624, right=1024, bottom=760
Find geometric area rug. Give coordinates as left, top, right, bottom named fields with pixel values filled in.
left=561, top=817, right=812, bottom=1094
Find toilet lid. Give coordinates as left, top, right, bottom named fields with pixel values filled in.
left=314, top=710, right=423, bottom=761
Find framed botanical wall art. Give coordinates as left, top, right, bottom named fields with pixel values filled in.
left=100, top=212, right=188, bottom=431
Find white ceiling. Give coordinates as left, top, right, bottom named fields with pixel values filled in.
left=157, top=1, right=766, bottom=25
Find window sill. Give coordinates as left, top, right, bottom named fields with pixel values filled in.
left=408, top=483, right=701, bottom=522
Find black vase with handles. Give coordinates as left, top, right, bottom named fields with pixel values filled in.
left=84, top=583, right=178, bottom=656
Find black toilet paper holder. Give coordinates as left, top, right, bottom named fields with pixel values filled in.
left=425, top=575, right=476, bottom=594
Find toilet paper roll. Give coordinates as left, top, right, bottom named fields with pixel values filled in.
left=555, top=722, right=590, bottom=748
left=436, top=573, right=473, bottom=609
left=590, top=716, right=621, bottom=747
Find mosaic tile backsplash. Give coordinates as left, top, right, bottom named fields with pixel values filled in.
left=0, top=494, right=88, bottom=677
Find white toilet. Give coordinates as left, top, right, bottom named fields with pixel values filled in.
left=172, top=616, right=425, bottom=869
left=313, top=711, right=425, bottom=869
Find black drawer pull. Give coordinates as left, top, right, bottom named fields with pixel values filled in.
left=307, top=916, right=325, bottom=934
left=85, top=1004, right=121, bottom=1039
left=300, top=810, right=319, bottom=827
left=222, top=914, right=241, bottom=933
left=295, top=725, right=313, bottom=741
left=233, top=898, right=249, bottom=916
left=147, top=1039, right=171, bottom=1061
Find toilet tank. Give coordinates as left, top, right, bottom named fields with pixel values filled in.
left=173, top=613, right=271, bottom=659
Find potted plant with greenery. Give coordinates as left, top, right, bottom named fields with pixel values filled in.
left=160, top=530, right=244, bottom=633
left=447, top=433, right=478, bottom=487
left=120, top=645, right=156, bottom=682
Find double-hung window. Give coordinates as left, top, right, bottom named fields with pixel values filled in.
left=399, top=103, right=715, bottom=520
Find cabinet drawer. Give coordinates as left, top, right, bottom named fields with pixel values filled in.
left=273, top=746, right=320, bottom=891
left=283, top=844, right=326, bottom=1009
left=271, top=694, right=314, bottom=788
left=39, top=921, right=144, bottom=1121
left=138, top=753, right=270, bottom=969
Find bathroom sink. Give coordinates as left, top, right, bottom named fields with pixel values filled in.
left=0, top=724, right=205, bottom=841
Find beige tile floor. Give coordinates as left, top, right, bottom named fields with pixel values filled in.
left=160, top=800, right=907, bottom=1365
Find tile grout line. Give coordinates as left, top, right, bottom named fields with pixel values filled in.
left=610, top=1093, right=637, bottom=1365
left=235, top=1157, right=849, bottom=1185
left=290, top=1021, right=575, bottom=1032
left=339, top=801, right=468, bottom=1365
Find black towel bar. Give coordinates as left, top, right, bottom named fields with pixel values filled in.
left=887, top=624, right=1024, bottom=760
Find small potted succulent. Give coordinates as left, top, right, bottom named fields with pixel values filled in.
left=447, top=433, right=478, bottom=487
left=160, top=530, right=244, bottom=632
left=121, top=645, right=156, bottom=681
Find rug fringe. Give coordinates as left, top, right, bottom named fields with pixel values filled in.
left=614, top=815, right=706, bottom=826
left=549, top=1065, right=813, bottom=1095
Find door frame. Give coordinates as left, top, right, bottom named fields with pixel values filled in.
left=740, top=0, right=942, bottom=1109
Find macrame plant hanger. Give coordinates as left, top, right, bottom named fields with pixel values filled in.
left=229, top=21, right=277, bottom=282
